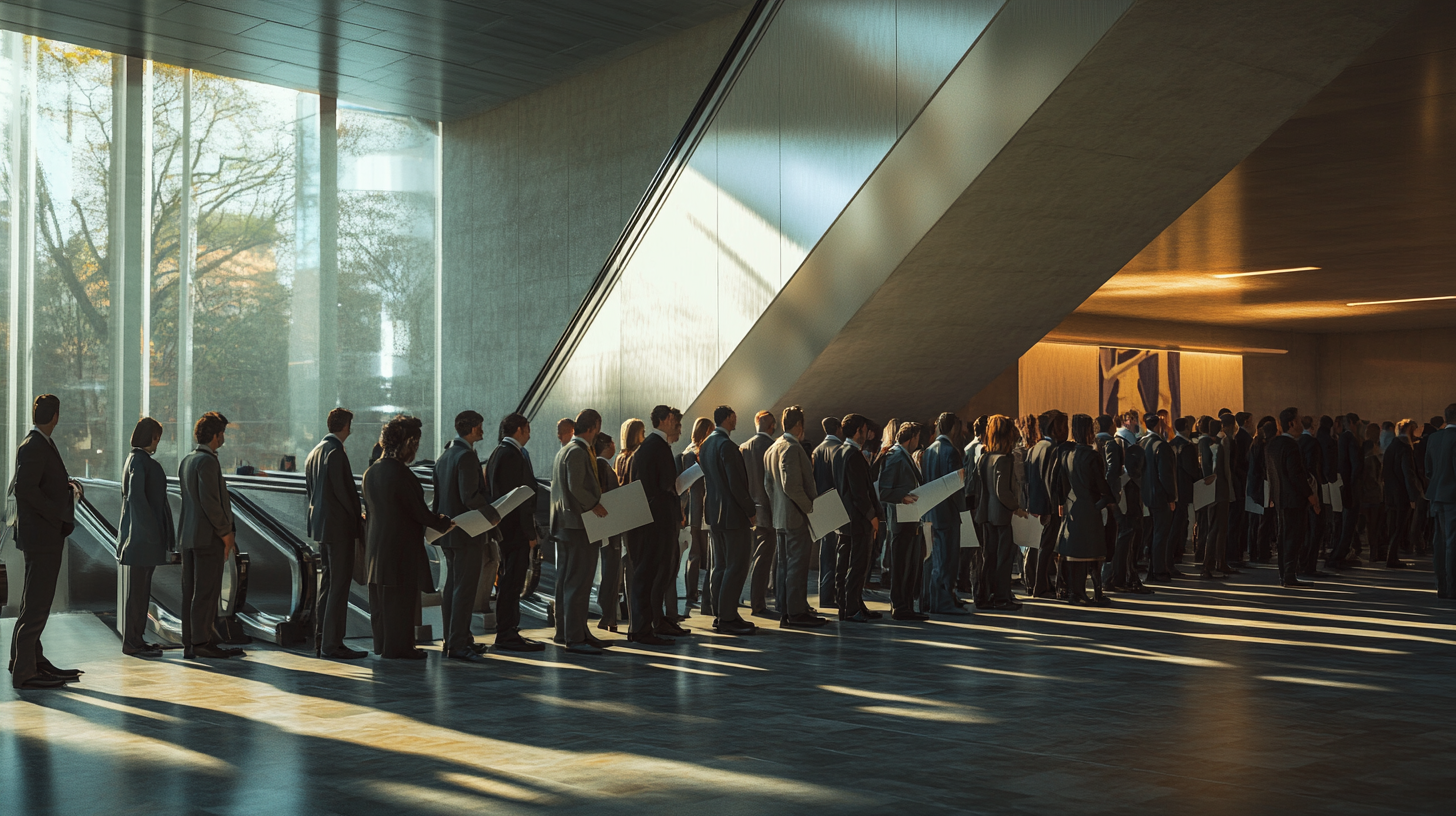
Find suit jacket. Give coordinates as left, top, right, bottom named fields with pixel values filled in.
left=765, top=432, right=815, bottom=530
left=1298, top=433, right=1325, bottom=487
left=552, top=437, right=603, bottom=534
left=1232, top=427, right=1252, bottom=494
left=677, top=446, right=705, bottom=530
left=432, top=438, right=500, bottom=549
left=1383, top=436, right=1420, bottom=505
left=741, top=432, right=775, bottom=527
left=1022, top=439, right=1055, bottom=516
left=1318, top=430, right=1339, bottom=484
left=1247, top=437, right=1268, bottom=503
left=305, top=434, right=362, bottom=545
left=921, top=435, right=966, bottom=528
left=1140, top=432, right=1176, bottom=508
left=970, top=452, right=1018, bottom=526
left=1056, top=444, right=1112, bottom=558
left=178, top=444, right=234, bottom=552
left=1097, top=432, right=1123, bottom=506
left=1267, top=434, right=1314, bottom=510
left=118, top=448, right=175, bottom=566
left=486, top=439, right=539, bottom=543
left=11, top=429, right=75, bottom=552
left=1337, top=429, right=1362, bottom=492
left=701, top=427, right=754, bottom=530
left=833, top=440, right=881, bottom=529
left=627, top=431, right=680, bottom=528
left=877, top=445, right=921, bottom=534
left=1425, top=426, right=1456, bottom=505
left=811, top=436, right=841, bottom=496
left=1172, top=435, right=1200, bottom=505
left=1198, top=434, right=1232, bottom=502
left=363, top=457, right=449, bottom=589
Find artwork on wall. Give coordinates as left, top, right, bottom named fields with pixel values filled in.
left=1099, top=348, right=1181, bottom=420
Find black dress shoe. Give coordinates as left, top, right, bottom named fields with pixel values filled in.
left=628, top=633, right=674, bottom=646
left=123, top=646, right=164, bottom=657
left=39, top=664, right=82, bottom=678
left=14, top=676, right=69, bottom=690
left=713, top=620, right=756, bottom=635
left=842, top=611, right=870, bottom=623
left=656, top=623, right=691, bottom=638
left=749, top=608, right=776, bottom=620
left=565, top=642, right=603, bottom=655
left=1129, top=584, right=1154, bottom=595
left=494, top=639, right=546, bottom=652
left=446, top=649, right=484, bottom=661
left=584, top=635, right=614, bottom=649
left=782, top=613, right=828, bottom=628
left=865, top=610, right=884, bottom=619
left=596, top=622, right=620, bottom=633
left=1068, top=596, right=1090, bottom=606
left=992, top=600, right=1023, bottom=611
left=324, top=647, right=369, bottom=660
left=470, top=643, right=490, bottom=655
left=192, top=644, right=235, bottom=659
left=1091, top=595, right=1113, bottom=607
left=1282, top=578, right=1313, bottom=588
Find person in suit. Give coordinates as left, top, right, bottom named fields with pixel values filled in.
left=8, top=395, right=85, bottom=689
left=811, top=417, right=843, bottom=610
left=1022, top=411, right=1061, bottom=598
left=679, top=417, right=714, bottom=617
left=556, top=418, right=575, bottom=446
left=1140, top=413, right=1177, bottom=584
left=1425, top=403, right=1456, bottom=599
left=1413, top=421, right=1435, bottom=557
left=1056, top=414, right=1114, bottom=606
left=432, top=410, right=503, bottom=661
left=1196, top=416, right=1235, bottom=580
left=485, top=413, right=545, bottom=652
left=1360, top=422, right=1386, bottom=562
left=968, top=415, right=1026, bottom=610
left=627, top=405, right=687, bottom=644
left=304, top=407, right=365, bottom=660
left=1170, top=417, right=1199, bottom=569
left=960, top=415, right=989, bottom=595
left=594, top=433, right=626, bottom=634
left=742, top=410, right=778, bottom=617
left=363, top=415, right=453, bottom=659
left=117, top=417, right=174, bottom=658
left=833, top=413, right=883, bottom=622
left=1247, top=418, right=1275, bottom=563
left=1229, top=412, right=1253, bottom=566
left=1326, top=413, right=1363, bottom=570
left=549, top=409, right=613, bottom=655
left=878, top=421, right=928, bottom=620
left=177, top=411, right=242, bottom=660
left=1106, top=412, right=1150, bottom=593
left=699, top=406, right=757, bottom=635
left=614, top=418, right=645, bottom=620
left=920, top=413, right=966, bottom=614
left=1383, top=418, right=1421, bottom=570
left=1296, top=416, right=1327, bottom=577
left=764, top=406, right=825, bottom=628
left=1094, top=415, right=1122, bottom=589
left=1268, top=407, right=1319, bottom=587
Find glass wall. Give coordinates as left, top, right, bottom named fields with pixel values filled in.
left=1, top=30, right=442, bottom=478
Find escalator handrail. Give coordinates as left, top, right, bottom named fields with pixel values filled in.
left=226, top=489, right=317, bottom=623
left=516, top=0, right=782, bottom=420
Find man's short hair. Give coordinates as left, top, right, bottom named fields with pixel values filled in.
left=1221, top=413, right=1238, bottom=430
left=755, top=410, right=776, bottom=431
left=650, top=405, right=681, bottom=428
left=32, top=394, right=60, bottom=425
left=841, top=414, right=868, bottom=440
left=194, top=411, right=229, bottom=444
left=822, top=416, right=842, bottom=436
left=1143, top=412, right=1161, bottom=430
left=327, top=407, right=354, bottom=434
left=1279, top=407, right=1299, bottom=432
left=1096, top=414, right=1114, bottom=434
left=130, top=417, right=163, bottom=449
left=1037, top=410, right=1059, bottom=439
left=1218, top=407, right=1233, bottom=417
left=1236, top=412, right=1252, bottom=425
left=1173, top=416, right=1189, bottom=433
left=972, top=415, right=988, bottom=436
left=575, top=409, right=602, bottom=434
left=896, top=422, right=921, bottom=446
left=936, top=412, right=959, bottom=436
left=557, top=417, right=575, bottom=435
left=454, top=409, right=484, bottom=438
left=782, top=405, right=805, bottom=434
left=1301, top=415, right=1314, bottom=429
left=594, top=432, right=614, bottom=456
left=713, top=405, right=735, bottom=426
left=499, top=412, right=529, bottom=440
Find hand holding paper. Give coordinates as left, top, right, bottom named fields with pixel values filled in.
left=675, top=463, right=703, bottom=495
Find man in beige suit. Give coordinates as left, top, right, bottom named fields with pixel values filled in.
left=765, top=405, right=827, bottom=628
left=550, top=408, right=611, bottom=655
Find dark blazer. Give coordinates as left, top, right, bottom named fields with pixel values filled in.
left=432, top=438, right=500, bottom=549
left=970, top=452, right=1018, bottom=526
left=1172, top=435, right=1200, bottom=505
left=677, top=446, right=705, bottom=530
left=1337, top=429, right=1362, bottom=491
left=363, top=457, right=450, bottom=590
left=1425, top=426, right=1456, bottom=505
left=629, top=432, right=680, bottom=526
left=921, top=435, right=966, bottom=527
left=1056, top=444, right=1112, bottom=558
left=1022, top=439, right=1055, bottom=516
left=701, top=427, right=754, bottom=529
left=741, top=432, right=774, bottom=527
left=810, top=436, right=841, bottom=497
left=1097, top=432, right=1123, bottom=506
left=1267, top=434, right=1314, bottom=510
left=177, top=445, right=233, bottom=552
left=1298, top=433, right=1325, bottom=487
left=1318, top=429, right=1339, bottom=484
left=877, top=445, right=921, bottom=534
left=486, top=439, right=538, bottom=543
left=1232, top=427, right=1252, bottom=493
left=1198, top=434, right=1232, bottom=502
left=305, top=434, right=362, bottom=545
left=1140, top=433, right=1176, bottom=508
left=1247, top=437, right=1268, bottom=503
left=12, top=429, right=75, bottom=552
left=1383, top=436, right=1420, bottom=505
left=834, top=440, right=881, bottom=529
left=118, top=448, right=175, bottom=566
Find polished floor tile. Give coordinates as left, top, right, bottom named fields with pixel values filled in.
left=2, top=560, right=1452, bottom=816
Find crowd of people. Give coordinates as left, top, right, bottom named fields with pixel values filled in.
left=7, top=393, right=1455, bottom=687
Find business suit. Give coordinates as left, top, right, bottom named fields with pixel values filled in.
left=1106, top=432, right=1145, bottom=588
left=1318, top=428, right=1342, bottom=560
left=1197, top=434, right=1232, bottom=575
left=1171, top=434, right=1199, bottom=563
left=1022, top=438, right=1058, bottom=596
left=363, top=457, right=451, bottom=657
left=1096, top=432, right=1122, bottom=583
left=550, top=437, right=603, bottom=646
left=678, top=445, right=710, bottom=613
left=305, top=433, right=363, bottom=655
left=833, top=439, right=881, bottom=617
left=1140, top=431, right=1177, bottom=581
left=596, top=457, right=625, bottom=627
left=627, top=431, right=679, bottom=635
left=178, top=444, right=235, bottom=652
left=811, top=435, right=843, bottom=607
left=1330, top=427, right=1363, bottom=568
left=1383, top=436, right=1420, bottom=568
left=118, top=448, right=176, bottom=652
left=920, top=435, right=964, bottom=612
left=878, top=444, right=923, bottom=614
left=9, top=429, right=77, bottom=687
left=1247, top=436, right=1273, bottom=562
left=701, top=427, right=754, bottom=625
left=1297, top=432, right=1325, bottom=572
left=1425, top=426, right=1456, bottom=598
left=1267, top=433, right=1314, bottom=584
left=432, top=437, right=502, bottom=655
left=485, top=437, right=539, bottom=645
left=741, top=431, right=776, bottom=613
left=1230, top=426, right=1252, bottom=563
left=765, top=432, right=816, bottom=619
left=969, top=452, right=1019, bottom=605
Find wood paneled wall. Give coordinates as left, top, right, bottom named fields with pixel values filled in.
left=1018, top=342, right=1244, bottom=420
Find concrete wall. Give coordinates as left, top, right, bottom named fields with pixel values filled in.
left=1317, top=327, right=1456, bottom=425
left=440, top=10, right=749, bottom=426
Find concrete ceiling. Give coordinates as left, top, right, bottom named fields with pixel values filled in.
left=0, top=0, right=753, bottom=121
left=1074, top=0, right=1456, bottom=334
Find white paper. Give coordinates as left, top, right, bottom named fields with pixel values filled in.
left=1329, top=475, right=1344, bottom=513
left=1142, top=502, right=1150, bottom=518
left=1245, top=495, right=1264, bottom=515
left=1117, top=473, right=1130, bottom=514
left=895, top=469, right=965, bottom=523
left=493, top=485, right=534, bottom=518
left=960, top=512, right=980, bottom=548
left=679, top=527, right=691, bottom=554
left=453, top=508, right=495, bottom=538
left=582, top=479, right=653, bottom=544
left=1012, top=513, right=1042, bottom=548
left=1101, top=507, right=1109, bottom=525
left=922, top=521, right=933, bottom=561
left=675, top=463, right=703, bottom=495
left=806, top=488, right=851, bottom=540
left=1192, top=479, right=1217, bottom=511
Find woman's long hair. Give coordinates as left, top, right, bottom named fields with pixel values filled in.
left=986, top=415, right=1016, bottom=455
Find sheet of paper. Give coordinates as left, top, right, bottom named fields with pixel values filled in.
left=1142, top=502, right=1150, bottom=518
left=1192, top=479, right=1217, bottom=511
left=582, top=479, right=653, bottom=544
left=675, top=463, right=703, bottom=495
left=1117, top=473, right=1130, bottom=514
left=960, top=512, right=980, bottom=548
left=1012, top=513, right=1041, bottom=548
left=922, top=521, right=933, bottom=560
left=806, top=488, right=851, bottom=540
left=493, top=485, right=534, bottom=517
left=453, top=508, right=495, bottom=538
left=896, top=469, right=965, bottom=523
left=1329, top=475, right=1344, bottom=513
left=1102, top=507, right=1109, bottom=525
left=1245, top=495, right=1264, bottom=515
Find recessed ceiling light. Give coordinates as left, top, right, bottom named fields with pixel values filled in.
left=1346, top=295, right=1456, bottom=307
left=1211, top=266, right=1320, bottom=279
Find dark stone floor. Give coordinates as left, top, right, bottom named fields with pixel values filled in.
left=2, top=559, right=1452, bottom=816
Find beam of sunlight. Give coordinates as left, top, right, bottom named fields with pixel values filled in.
left=854, top=705, right=992, bottom=724
left=819, top=685, right=965, bottom=709
left=487, top=653, right=609, bottom=673
left=698, top=643, right=764, bottom=653
left=248, top=650, right=380, bottom=682
left=609, top=646, right=768, bottom=671
left=926, top=620, right=1093, bottom=641
left=946, top=664, right=1064, bottom=681
left=899, top=638, right=983, bottom=651
left=521, top=693, right=716, bottom=724
left=439, top=771, right=568, bottom=805
left=1, top=700, right=232, bottom=774
left=647, top=663, right=727, bottom=677
left=60, top=691, right=185, bottom=723
left=1116, top=597, right=1455, bottom=632
left=367, top=779, right=545, bottom=813
left=988, top=613, right=1407, bottom=654
left=1257, top=675, right=1390, bottom=692
left=1035, top=643, right=1231, bottom=668
left=1088, top=605, right=1456, bottom=646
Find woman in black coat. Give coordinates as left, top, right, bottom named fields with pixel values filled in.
left=117, top=417, right=176, bottom=656
left=363, top=416, right=453, bottom=659
left=1056, top=414, right=1114, bottom=606
left=969, top=415, right=1028, bottom=611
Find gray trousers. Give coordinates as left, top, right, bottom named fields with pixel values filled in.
left=316, top=539, right=355, bottom=653
left=774, top=526, right=812, bottom=618
left=122, top=565, right=156, bottom=651
left=709, top=524, right=751, bottom=624
left=181, top=548, right=225, bottom=649
left=818, top=531, right=840, bottom=606
left=441, top=545, right=483, bottom=653
left=598, top=537, right=624, bottom=626
left=748, top=524, right=776, bottom=612
left=554, top=528, right=596, bottom=644
left=10, top=546, right=62, bottom=685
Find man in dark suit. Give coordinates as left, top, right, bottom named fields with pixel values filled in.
left=700, top=406, right=756, bottom=635
left=1140, top=413, right=1177, bottom=583
left=432, top=410, right=503, bottom=661
left=741, top=410, right=777, bottom=617
left=921, top=413, right=966, bottom=613
left=834, top=413, right=883, bottom=622
left=1268, top=407, right=1318, bottom=586
left=1170, top=417, right=1200, bottom=570
left=1095, top=415, right=1122, bottom=588
left=811, top=417, right=843, bottom=610
left=1426, top=404, right=1456, bottom=599
left=8, top=395, right=84, bottom=689
left=305, top=407, right=365, bottom=659
left=1329, top=412, right=1364, bottom=570
left=1107, top=411, right=1150, bottom=593
left=178, top=411, right=241, bottom=660
left=1022, top=411, right=1060, bottom=598
left=878, top=422, right=926, bottom=620
left=1383, top=418, right=1421, bottom=570
left=1229, top=412, right=1253, bottom=566
left=628, top=405, right=687, bottom=644
left=485, top=413, right=545, bottom=652
left=1296, top=416, right=1327, bottom=576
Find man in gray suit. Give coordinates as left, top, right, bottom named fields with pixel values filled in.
left=879, top=422, right=926, bottom=620
left=305, top=407, right=365, bottom=660
left=764, top=405, right=825, bottom=628
left=433, top=410, right=502, bottom=661
left=8, top=395, right=84, bottom=689
left=1426, top=403, right=1456, bottom=600
left=811, top=417, right=843, bottom=609
left=700, top=405, right=756, bottom=635
left=178, top=411, right=241, bottom=660
left=550, top=408, right=610, bottom=655
left=741, top=410, right=777, bottom=617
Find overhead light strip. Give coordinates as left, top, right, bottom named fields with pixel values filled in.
left=1211, top=266, right=1319, bottom=279
left=1346, top=295, right=1456, bottom=307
